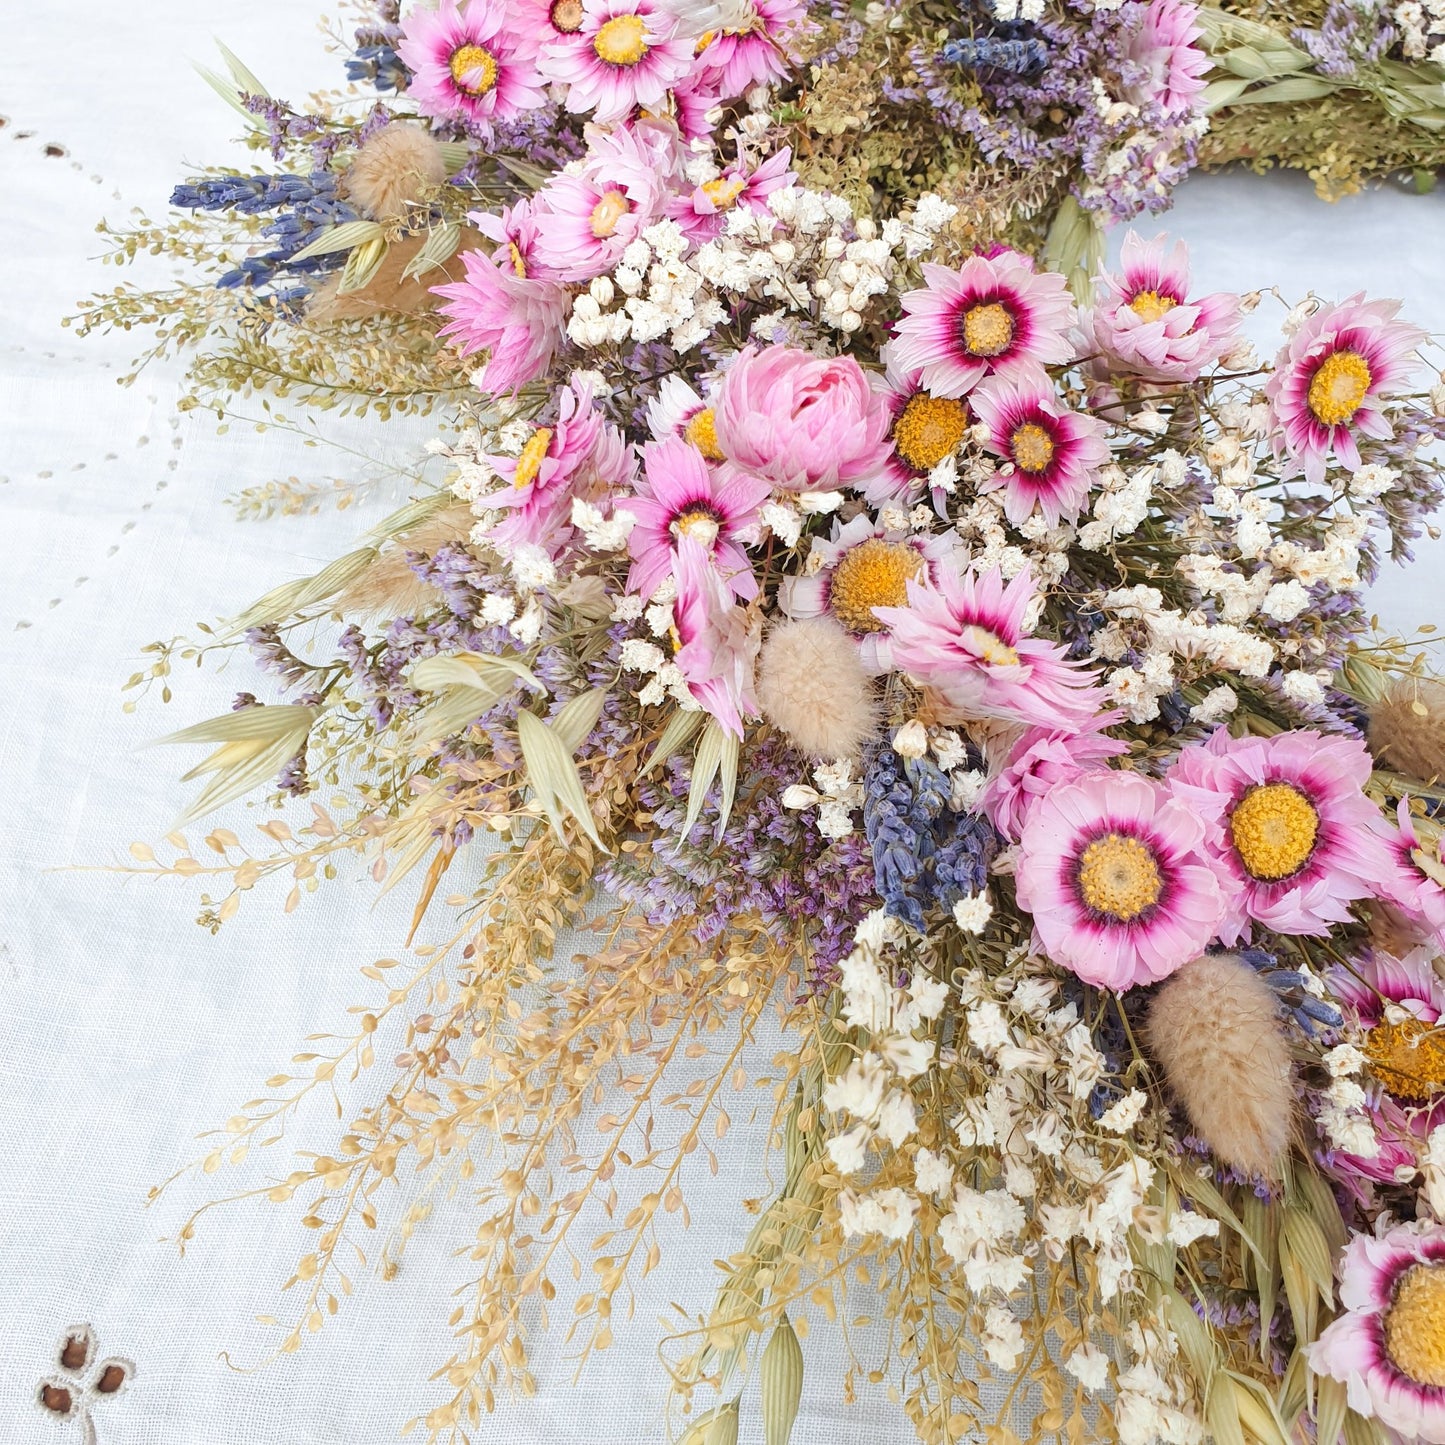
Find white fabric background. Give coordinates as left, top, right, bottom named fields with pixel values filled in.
left=2, top=5, right=1444, bottom=1442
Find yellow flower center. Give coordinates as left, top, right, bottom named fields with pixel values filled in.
left=550, top=0, right=585, bottom=31
left=589, top=188, right=631, bottom=239
left=448, top=43, right=498, bottom=97
left=1010, top=421, right=1055, bottom=475
left=958, top=623, right=1020, bottom=666
left=829, top=538, right=922, bottom=634
left=1229, top=782, right=1320, bottom=882
left=892, top=393, right=969, bottom=475
left=507, top=241, right=527, bottom=279
left=1075, top=832, right=1164, bottom=922
left=514, top=427, right=553, bottom=489
left=961, top=301, right=1015, bottom=359
left=701, top=175, right=747, bottom=210
left=1385, top=1264, right=1445, bottom=1388
left=695, top=28, right=717, bottom=52
left=1129, top=290, right=1177, bottom=324
left=683, top=407, right=725, bottom=461
left=1307, top=349, right=1373, bottom=428
left=593, top=13, right=649, bottom=65
left=1364, top=1016, right=1445, bottom=1106
left=672, top=506, right=721, bottom=548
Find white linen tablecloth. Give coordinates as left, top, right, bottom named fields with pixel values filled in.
left=2, top=6, right=1445, bottom=1441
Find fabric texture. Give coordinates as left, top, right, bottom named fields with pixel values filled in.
left=2, top=5, right=1445, bottom=1441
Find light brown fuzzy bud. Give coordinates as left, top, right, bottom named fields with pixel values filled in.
left=1145, top=953, right=1295, bottom=1180
left=756, top=616, right=878, bottom=761
left=345, top=123, right=447, bottom=221
left=1369, top=675, right=1445, bottom=785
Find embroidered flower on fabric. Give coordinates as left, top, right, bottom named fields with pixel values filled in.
left=36, top=1325, right=134, bottom=1443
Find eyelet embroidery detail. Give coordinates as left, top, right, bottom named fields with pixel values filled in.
left=36, top=1325, right=134, bottom=1443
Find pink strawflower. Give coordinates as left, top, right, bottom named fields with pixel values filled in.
left=672, top=535, right=761, bottom=738
left=1013, top=769, right=1226, bottom=990
left=1081, top=232, right=1242, bottom=383
left=1309, top=1221, right=1445, bottom=1441
left=712, top=345, right=893, bottom=493
left=530, top=119, right=683, bottom=281
left=396, top=0, right=549, bottom=135
left=888, top=251, right=1076, bottom=400
left=510, top=0, right=591, bottom=48
left=980, top=722, right=1128, bottom=843
left=1124, top=0, right=1209, bottom=116
left=1168, top=727, right=1398, bottom=945
left=693, top=0, right=804, bottom=96
left=670, top=68, right=725, bottom=142
left=873, top=563, right=1107, bottom=730
left=433, top=199, right=569, bottom=394
left=1374, top=799, right=1445, bottom=953
left=969, top=365, right=1109, bottom=527
left=1266, top=293, right=1426, bottom=485
left=870, top=366, right=972, bottom=504
left=777, top=513, right=961, bottom=674
left=646, top=375, right=721, bottom=452
left=486, top=379, right=636, bottom=556
left=539, top=0, right=695, bottom=122
left=626, top=436, right=769, bottom=600
left=668, top=148, right=794, bottom=244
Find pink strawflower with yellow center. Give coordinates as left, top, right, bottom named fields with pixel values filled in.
left=1123, top=0, right=1210, bottom=116
left=778, top=513, right=961, bottom=675
left=540, top=0, right=695, bottom=122
left=433, top=199, right=569, bottom=395
left=671, top=534, right=761, bottom=739
left=1266, top=293, right=1426, bottom=485
left=486, top=380, right=636, bottom=556
left=980, top=722, right=1128, bottom=843
left=396, top=0, right=549, bottom=135
left=873, top=563, right=1107, bottom=730
left=1309, top=1221, right=1445, bottom=1441
left=1013, top=769, right=1226, bottom=990
left=668, top=148, right=794, bottom=244
left=1169, top=727, right=1398, bottom=944
left=1375, top=799, right=1445, bottom=954
left=646, top=375, right=725, bottom=456
left=1081, top=232, right=1241, bottom=383
left=626, top=436, right=769, bottom=601
left=969, top=365, right=1109, bottom=528
left=512, top=0, right=590, bottom=48
left=888, top=251, right=1076, bottom=400
left=670, top=69, right=725, bottom=142
left=870, top=366, right=972, bottom=504
left=712, top=345, right=893, bottom=493
left=692, top=0, right=804, bottom=96
left=530, top=119, right=683, bottom=282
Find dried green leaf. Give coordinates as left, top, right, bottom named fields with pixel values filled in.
left=1206, top=1377, right=1247, bottom=1445
left=401, top=221, right=463, bottom=280
left=228, top=546, right=379, bottom=634
left=760, top=1315, right=803, bottom=1445
left=517, top=708, right=607, bottom=852
left=642, top=708, right=704, bottom=777
left=338, top=236, right=389, bottom=294
left=215, top=41, right=269, bottom=98
left=289, top=220, right=386, bottom=264
left=1315, top=1373, right=1348, bottom=1445
left=551, top=688, right=608, bottom=756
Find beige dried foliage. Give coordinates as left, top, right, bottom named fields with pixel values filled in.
left=306, top=228, right=482, bottom=324
left=1368, top=675, right=1445, bottom=784
left=345, top=123, right=448, bottom=221
left=1146, top=953, right=1295, bottom=1179
left=336, top=502, right=475, bottom=617
left=756, top=616, right=878, bottom=760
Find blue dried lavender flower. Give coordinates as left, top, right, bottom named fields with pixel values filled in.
left=1238, top=946, right=1344, bottom=1037
left=941, top=34, right=1049, bottom=76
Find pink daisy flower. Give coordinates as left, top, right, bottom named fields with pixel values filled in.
left=777, top=513, right=962, bottom=675
left=667, top=148, right=794, bottom=244
left=672, top=534, right=761, bottom=738
left=539, top=0, right=695, bottom=122
left=669, top=68, right=725, bottom=141
left=1374, top=799, right=1445, bottom=954
left=1168, top=727, right=1398, bottom=945
left=1123, top=0, right=1209, bottom=117
left=486, top=379, right=636, bottom=556
left=712, top=345, right=893, bottom=494
left=980, top=721, right=1128, bottom=843
left=646, top=375, right=723, bottom=455
left=692, top=0, right=804, bottom=96
left=433, top=199, right=569, bottom=395
left=1309, top=1221, right=1445, bottom=1441
left=626, top=436, right=769, bottom=601
left=969, top=366, right=1109, bottom=528
left=396, top=0, right=549, bottom=135
left=888, top=251, right=1076, bottom=401
left=1081, top=232, right=1242, bottom=383
left=510, top=0, right=591, bottom=49
left=530, top=119, right=683, bottom=281
left=869, top=366, right=972, bottom=505
left=1013, top=769, right=1226, bottom=991
left=872, top=563, right=1107, bottom=730
left=1265, top=293, right=1426, bottom=486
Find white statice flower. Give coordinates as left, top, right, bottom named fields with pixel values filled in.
left=479, top=592, right=518, bottom=626
left=909, top=972, right=950, bottom=1021
left=509, top=598, right=545, bottom=645
left=1098, top=1089, right=1148, bottom=1134
left=893, top=719, right=929, bottom=758
left=1319, top=1102, right=1380, bottom=1158
left=982, top=1307, right=1026, bottom=1370
left=1350, top=462, right=1398, bottom=501
left=914, top=1147, right=954, bottom=1198
left=1325, top=1043, right=1366, bottom=1077
left=1061, top=1022, right=1107, bottom=1100
left=1167, top=1210, right=1220, bottom=1248
left=823, top=1052, right=888, bottom=1122
left=1259, top=578, right=1310, bottom=623
left=826, top=1123, right=871, bottom=1176
left=611, top=594, right=644, bottom=622
left=782, top=758, right=865, bottom=839
left=1189, top=684, right=1238, bottom=724
left=882, top=1033, right=935, bottom=1079
left=508, top=543, right=557, bottom=593
left=760, top=501, right=802, bottom=547
left=951, top=1097, right=998, bottom=1149
left=876, top=1089, right=918, bottom=1146
left=950, top=769, right=988, bottom=812
left=953, top=891, right=993, bottom=935
left=839, top=1187, right=918, bottom=1241
left=571, top=498, right=636, bottom=552
left=1278, top=668, right=1328, bottom=708
left=965, top=1000, right=1011, bottom=1055
left=1065, top=1343, right=1111, bottom=1390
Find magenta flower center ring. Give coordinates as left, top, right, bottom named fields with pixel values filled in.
left=961, top=301, right=1016, bottom=359
left=1009, top=421, right=1055, bottom=475
left=1072, top=831, right=1164, bottom=922
left=1307, top=349, right=1373, bottom=428
left=1385, top=1263, right=1445, bottom=1388
left=593, top=14, right=650, bottom=66
left=448, top=44, right=499, bottom=97
left=893, top=393, right=968, bottom=475
left=828, top=538, right=922, bottom=634
left=672, top=504, right=723, bottom=548
left=1228, top=781, right=1319, bottom=881
left=1128, top=289, right=1177, bottom=324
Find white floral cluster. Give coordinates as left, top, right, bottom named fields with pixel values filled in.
left=782, top=759, right=865, bottom=839
left=1396, top=0, right=1445, bottom=62
left=1078, top=453, right=1181, bottom=551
